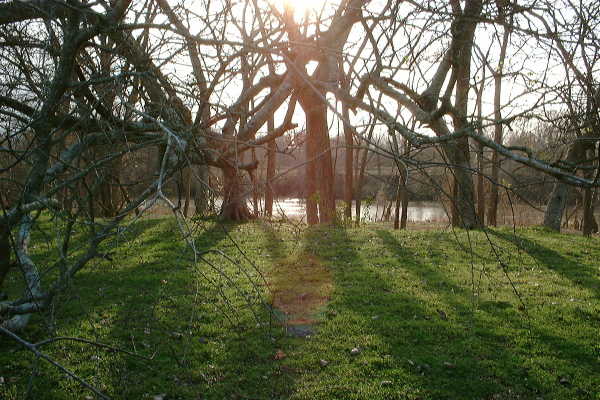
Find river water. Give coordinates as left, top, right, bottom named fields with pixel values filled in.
left=269, top=198, right=448, bottom=223
left=145, top=196, right=550, bottom=226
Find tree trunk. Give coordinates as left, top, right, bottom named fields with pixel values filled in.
left=488, top=21, right=510, bottom=227
left=265, top=119, right=276, bottom=218
left=0, top=224, right=11, bottom=295
left=302, top=92, right=335, bottom=225
left=393, top=174, right=402, bottom=229
left=342, top=103, right=353, bottom=221
left=582, top=187, right=597, bottom=235
left=400, top=139, right=410, bottom=229
left=183, top=167, right=191, bottom=217
left=221, top=166, right=252, bottom=221
left=477, top=141, right=486, bottom=224
left=250, top=148, right=260, bottom=216
left=543, top=140, right=587, bottom=231
left=446, top=144, right=479, bottom=228
left=401, top=181, right=409, bottom=229
left=544, top=182, right=570, bottom=231
left=305, top=123, right=319, bottom=225
left=444, top=0, right=482, bottom=229
left=354, top=126, right=375, bottom=226
left=193, top=164, right=209, bottom=216
left=95, top=151, right=123, bottom=217
left=582, top=148, right=598, bottom=235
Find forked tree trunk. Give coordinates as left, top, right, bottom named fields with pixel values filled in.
left=221, top=166, right=253, bottom=221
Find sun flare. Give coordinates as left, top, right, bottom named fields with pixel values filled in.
left=273, top=0, right=326, bottom=14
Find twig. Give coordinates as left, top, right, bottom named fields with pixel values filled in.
left=0, top=326, right=111, bottom=400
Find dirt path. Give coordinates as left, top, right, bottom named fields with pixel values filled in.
left=268, top=251, right=332, bottom=337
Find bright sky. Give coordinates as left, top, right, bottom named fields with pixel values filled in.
left=271, top=0, right=327, bottom=15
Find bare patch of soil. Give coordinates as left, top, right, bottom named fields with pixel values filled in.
left=268, top=253, right=332, bottom=327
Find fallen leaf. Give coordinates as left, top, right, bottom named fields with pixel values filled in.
left=274, top=349, right=286, bottom=360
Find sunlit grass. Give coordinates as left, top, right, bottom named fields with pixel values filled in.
left=1, top=219, right=598, bottom=399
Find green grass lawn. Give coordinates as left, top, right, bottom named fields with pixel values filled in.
left=1, top=218, right=599, bottom=399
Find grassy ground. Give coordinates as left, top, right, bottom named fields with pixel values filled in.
left=1, top=217, right=599, bottom=399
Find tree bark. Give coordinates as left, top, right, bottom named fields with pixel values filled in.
left=265, top=118, right=276, bottom=218
left=543, top=140, right=587, bottom=231
left=401, top=179, right=409, bottom=229
left=193, top=165, right=209, bottom=216
left=305, top=124, right=319, bottom=225
left=250, top=148, right=260, bottom=216
left=393, top=174, right=402, bottom=230
left=183, top=168, right=191, bottom=217
left=221, top=166, right=252, bottom=221
left=488, top=8, right=511, bottom=227
left=477, top=141, right=486, bottom=224
left=544, top=182, right=570, bottom=231
left=447, top=0, right=481, bottom=229
left=582, top=149, right=598, bottom=235
left=302, top=92, right=335, bottom=225
left=342, top=103, right=354, bottom=221
left=447, top=145, right=479, bottom=228
left=354, top=125, right=375, bottom=226
left=0, top=224, right=11, bottom=294
left=582, top=186, right=597, bottom=235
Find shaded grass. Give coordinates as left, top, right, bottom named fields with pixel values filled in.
left=1, top=219, right=599, bottom=399
left=1, top=218, right=291, bottom=399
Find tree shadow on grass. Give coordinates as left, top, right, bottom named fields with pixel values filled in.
left=3, top=218, right=291, bottom=400
left=94, top=218, right=291, bottom=399
left=375, top=228, right=596, bottom=399
left=487, top=229, right=600, bottom=295
left=272, top=225, right=596, bottom=399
